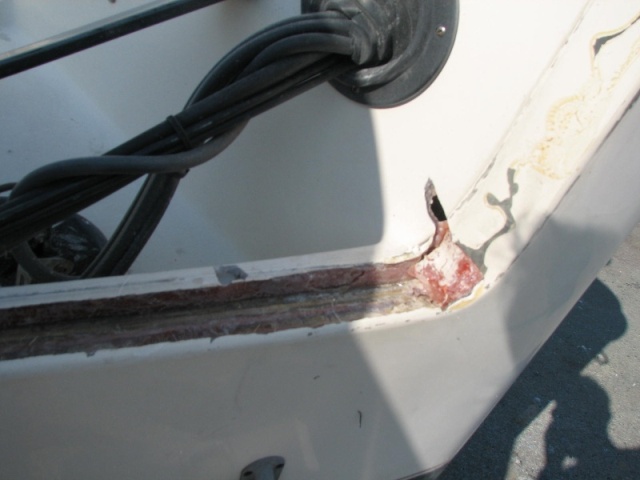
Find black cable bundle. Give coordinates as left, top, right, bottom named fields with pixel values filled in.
left=0, top=7, right=391, bottom=283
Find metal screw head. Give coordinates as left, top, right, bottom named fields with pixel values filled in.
left=436, top=25, right=447, bottom=37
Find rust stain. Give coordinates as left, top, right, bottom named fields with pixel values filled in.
left=409, top=181, right=483, bottom=309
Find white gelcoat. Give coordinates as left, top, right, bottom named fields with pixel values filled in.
left=2, top=1, right=640, bottom=479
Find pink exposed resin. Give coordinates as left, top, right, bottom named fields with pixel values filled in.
left=410, top=182, right=483, bottom=309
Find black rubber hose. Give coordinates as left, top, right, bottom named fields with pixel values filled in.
left=9, top=124, right=244, bottom=197
left=0, top=176, right=134, bottom=250
left=83, top=56, right=353, bottom=277
left=2, top=52, right=344, bottom=250
left=2, top=8, right=380, bottom=282
left=186, top=12, right=354, bottom=101
left=82, top=124, right=245, bottom=277
left=121, top=52, right=333, bottom=155
left=141, top=53, right=340, bottom=153
left=0, top=183, right=15, bottom=194
left=243, top=34, right=354, bottom=72
left=82, top=173, right=183, bottom=277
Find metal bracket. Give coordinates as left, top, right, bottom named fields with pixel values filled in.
left=239, top=456, right=285, bottom=480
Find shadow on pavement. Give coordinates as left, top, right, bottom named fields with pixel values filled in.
left=440, top=279, right=640, bottom=479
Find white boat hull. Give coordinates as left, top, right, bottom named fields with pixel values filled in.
left=2, top=1, right=640, bottom=478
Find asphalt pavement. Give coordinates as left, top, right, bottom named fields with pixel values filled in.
left=439, top=223, right=640, bottom=480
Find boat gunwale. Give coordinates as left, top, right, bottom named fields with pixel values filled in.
left=0, top=253, right=433, bottom=360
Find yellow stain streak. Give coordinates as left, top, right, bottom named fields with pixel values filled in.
left=513, top=11, right=640, bottom=180
left=448, top=284, right=486, bottom=312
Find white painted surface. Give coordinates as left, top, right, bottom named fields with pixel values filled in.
left=2, top=1, right=640, bottom=479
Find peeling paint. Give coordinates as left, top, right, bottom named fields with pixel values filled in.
left=462, top=169, right=519, bottom=274
left=446, top=5, right=640, bottom=289
left=409, top=182, right=483, bottom=309
left=592, top=11, right=640, bottom=56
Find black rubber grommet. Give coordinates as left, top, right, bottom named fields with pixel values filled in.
left=302, top=0, right=459, bottom=107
